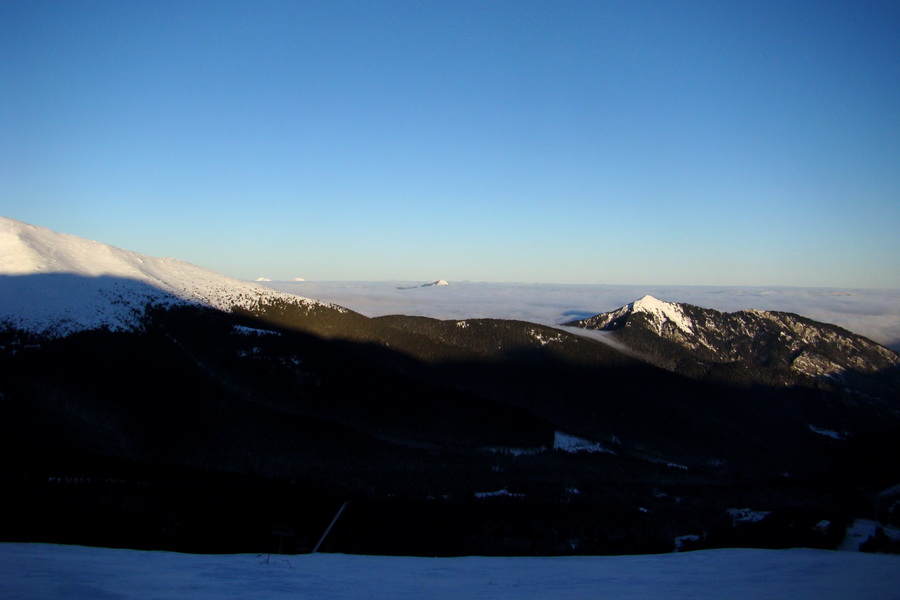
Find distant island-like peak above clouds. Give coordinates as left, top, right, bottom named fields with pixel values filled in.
left=0, top=216, right=333, bottom=336
left=397, top=280, right=450, bottom=289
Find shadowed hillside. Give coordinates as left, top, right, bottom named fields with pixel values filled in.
left=2, top=275, right=899, bottom=555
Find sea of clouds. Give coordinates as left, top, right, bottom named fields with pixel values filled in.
left=264, top=281, right=900, bottom=351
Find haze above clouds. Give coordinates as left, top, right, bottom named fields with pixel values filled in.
left=2, top=1, right=898, bottom=287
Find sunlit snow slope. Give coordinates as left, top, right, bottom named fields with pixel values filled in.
left=0, top=216, right=325, bottom=335
left=588, top=294, right=696, bottom=335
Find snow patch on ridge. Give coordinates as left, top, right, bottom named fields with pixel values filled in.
left=809, top=425, right=848, bottom=440
left=474, top=488, right=525, bottom=499
left=727, top=508, right=772, bottom=525
left=553, top=431, right=615, bottom=455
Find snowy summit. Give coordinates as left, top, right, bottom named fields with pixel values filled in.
left=579, top=294, right=695, bottom=335
left=630, top=294, right=695, bottom=334
left=0, top=216, right=325, bottom=336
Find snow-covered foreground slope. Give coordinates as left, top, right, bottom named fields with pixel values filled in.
left=2, top=544, right=898, bottom=600
left=0, top=217, right=326, bottom=335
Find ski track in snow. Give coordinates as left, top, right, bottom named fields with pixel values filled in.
left=1, top=543, right=899, bottom=600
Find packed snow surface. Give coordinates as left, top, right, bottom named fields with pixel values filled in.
left=2, top=543, right=899, bottom=600
left=0, top=217, right=324, bottom=335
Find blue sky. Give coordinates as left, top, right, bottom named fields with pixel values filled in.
left=2, top=1, right=898, bottom=286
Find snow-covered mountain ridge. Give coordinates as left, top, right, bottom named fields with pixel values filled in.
left=0, top=216, right=334, bottom=336
left=566, top=295, right=900, bottom=382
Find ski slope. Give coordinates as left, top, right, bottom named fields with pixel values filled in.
left=2, top=543, right=898, bottom=600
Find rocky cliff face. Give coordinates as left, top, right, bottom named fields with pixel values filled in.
left=566, top=295, right=900, bottom=400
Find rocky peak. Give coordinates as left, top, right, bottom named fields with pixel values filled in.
left=565, top=297, right=900, bottom=393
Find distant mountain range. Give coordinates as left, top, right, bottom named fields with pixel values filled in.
left=1, top=216, right=898, bottom=556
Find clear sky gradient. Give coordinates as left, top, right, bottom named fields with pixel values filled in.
left=3, top=1, right=899, bottom=286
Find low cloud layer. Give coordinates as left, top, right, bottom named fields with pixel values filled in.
left=265, top=281, right=900, bottom=352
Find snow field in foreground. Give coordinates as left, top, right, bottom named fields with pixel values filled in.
left=2, top=543, right=899, bottom=600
